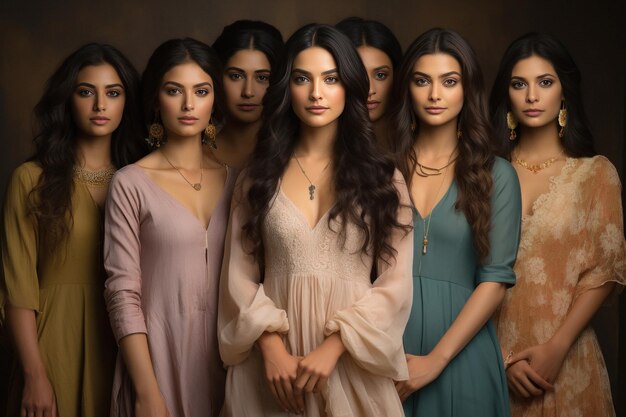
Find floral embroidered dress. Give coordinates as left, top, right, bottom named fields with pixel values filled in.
left=495, top=156, right=626, bottom=417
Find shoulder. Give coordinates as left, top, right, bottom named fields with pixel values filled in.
left=109, top=164, right=146, bottom=194
left=575, top=155, right=620, bottom=189
left=7, top=162, right=42, bottom=192
left=491, top=156, right=520, bottom=188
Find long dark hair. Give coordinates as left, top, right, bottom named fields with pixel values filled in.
left=212, top=20, right=284, bottom=72
left=335, top=17, right=402, bottom=72
left=243, top=24, right=408, bottom=281
left=29, top=43, right=146, bottom=248
left=142, top=38, right=224, bottom=126
left=489, top=32, right=596, bottom=158
left=391, top=28, right=494, bottom=261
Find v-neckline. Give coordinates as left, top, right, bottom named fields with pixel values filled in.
left=277, top=187, right=334, bottom=232
left=132, top=164, right=230, bottom=231
left=413, top=179, right=456, bottom=220
left=521, top=157, right=574, bottom=222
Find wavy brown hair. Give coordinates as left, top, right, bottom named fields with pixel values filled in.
left=29, top=43, right=146, bottom=249
left=242, top=24, right=409, bottom=281
left=390, top=28, right=494, bottom=261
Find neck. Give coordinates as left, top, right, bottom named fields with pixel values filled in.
left=516, top=123, right=563, bottom=159
left=75, top=135, right=112, bottom=169
left=218, top=119, right=261, bottom=150
left=160, top=133, right=203, bottom=168
left=414, top=120, right=459, bottom=159
left=295, top=122, right=337, bottom=160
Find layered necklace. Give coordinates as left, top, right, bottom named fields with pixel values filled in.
left=293, top=154, right=331, bottom=200
left=160, top=149, right=203, bottom=191
left=73, top=165, right=116, bottom=187
left=416, top=150, right=456, bottom=255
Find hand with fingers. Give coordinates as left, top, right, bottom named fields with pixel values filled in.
left=506, top=358, right=554, bottom=398
left=395, top=353, right=447, bottom=402
left=260, top=340, right=303, bottom=413
left=20, top=372, right=58, bottom=417
left=508, top=340, right=568, bottom=390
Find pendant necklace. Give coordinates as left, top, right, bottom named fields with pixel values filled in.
left=160, top=149, right=203, bottom=191
left=419, top=151, right=455, bottom=255
left=293, top=154, right=331, bottom=200
left=513, top=150, right=564, bottom=174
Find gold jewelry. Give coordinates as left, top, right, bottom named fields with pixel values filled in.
left=293, top=155, right=331, bottom=200
left=160, top=149, right=203, bottom=191
left=513, top=152, right=563, bottom=174
left=507, top=111, right=518, bottom=141
left=421, top=155, right=453, bottom=255
left=146, top=122, right=166, bottom=148
left=204, top=119, right=217, bottom=149
left=558, top=102, right=567, bottom=138
left=415, top=157, right=458, bottom=177
left=73, top=165, right=116, bottom=187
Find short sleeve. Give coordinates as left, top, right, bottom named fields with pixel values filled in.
left=574, top=156, right=626, bottom=299
left=323, top=170, right=414, bottom=380
left=103, top=169, right=148, bottom=343
left=218, top=180, right=289, bottom=366
left=475, top=158, right=521, bottom=285
left=1, top=163, right=41, bottom=320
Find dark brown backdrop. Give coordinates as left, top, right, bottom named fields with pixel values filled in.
left=1, top=0, right=624, bottom=415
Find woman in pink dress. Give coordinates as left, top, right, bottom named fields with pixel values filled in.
left=104, top=38, right=235, bottom=417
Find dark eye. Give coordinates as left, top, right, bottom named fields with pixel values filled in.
left=413, top=78, right=429, bottom=86
left=196, top=89, right=209, bottom=96
left=325, top=75, right=339, bottom=84
left=292, top=75, right=309, bottom=84
left=78, top=89, right=94, bottom=97
left=443, top=78, right=458, bottom=87
left=107, top=90, right=122, bottom=97
left=256, top=73, right=270, bottom=82
left=166, top=88, right=182, bottom=95
left=228, top=73, right=244, bottom=81
left=510, top=81, right=526, bottom=90
left=374, top=72, right=388, bottom=81
left=539, top=79, right=553, bottom=87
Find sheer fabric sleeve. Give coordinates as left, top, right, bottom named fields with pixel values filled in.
left=324, top=170, right=414, bottom=380
left=218, top=182, right=289, bottom=366
left=475, top=158, right=521, bottom=285
left=103, top=170, right=147, bottom=343
left=575, top=156, right=626, bottom=300
left=0, top=163, right=41, bottom=321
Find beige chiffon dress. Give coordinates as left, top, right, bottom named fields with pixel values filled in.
left=495, top=156, right=626, bottom=417
left=218, top=172, right=414, bottom=417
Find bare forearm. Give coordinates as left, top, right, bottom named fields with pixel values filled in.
left=118, top=333, right=160, bottom=397
left=431, top=282, right=506, bottom=364
left=6, top=305, right=46, bottom=376
left=550, top=283, right=615, bottom=350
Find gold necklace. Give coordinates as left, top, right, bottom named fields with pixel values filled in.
left=293, top=155, right=331, bottom=200
left=415, top=157, right=458, bottom=177
left=73, top=165, right=116, bottom=187
left=160, top=149, right=203, bottom=191
left=420, top=152, right=455, bottom=255
left=514, top=151, right=563, bottom=174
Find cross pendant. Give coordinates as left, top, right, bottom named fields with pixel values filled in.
left=422, top=238, right=428, bottom=255
left=308, top=184, right=316, bottom=200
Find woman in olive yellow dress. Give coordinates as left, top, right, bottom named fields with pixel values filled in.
left=490, top=33, right=626, bottom=417
left=0, top=43, right=146, bottom=417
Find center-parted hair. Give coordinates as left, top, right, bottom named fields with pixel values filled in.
left=141, top=38, right=225, bottom=125
left=212, top=20, right=284, bottom=72
left=391, top=28, right=494, bottom=261
left=489, top=32, right=596, bottom=158
left=242, top=23, right=408, bottom=281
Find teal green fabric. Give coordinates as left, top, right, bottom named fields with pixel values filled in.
left=403, top=157, right=521, bottom=417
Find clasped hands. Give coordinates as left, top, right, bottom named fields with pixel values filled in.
left=260, top=332, right=345, bottom=414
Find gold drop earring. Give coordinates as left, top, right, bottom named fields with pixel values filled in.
left=506, top=111, right=518, bottom=141
left=203, top=118, right=217, bottom=149
left=146, top=112, right=166, bottom=148
left=558, top=101, right=567, bottom=138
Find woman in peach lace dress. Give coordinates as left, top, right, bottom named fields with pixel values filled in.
left=490, top=33, right=626, bottom=417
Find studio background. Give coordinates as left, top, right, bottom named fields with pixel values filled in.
left=0, top=0, right=624, bottom=415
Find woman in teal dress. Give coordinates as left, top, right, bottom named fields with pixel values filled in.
left=390, top=28, right=521, bottom=416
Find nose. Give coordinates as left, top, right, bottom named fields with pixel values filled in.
left=429, top=83, right=440, bottom=102
left=93, top=93, right=106, bottom=111
left=526, top=84, right=538, bottom=103
left=368, top=77, right=376, bottom=98
left=242, top=77, right=255, bottom=98
left=182, top=92, right=195, bottom=111
left=310, top=78, right=322, bottom=101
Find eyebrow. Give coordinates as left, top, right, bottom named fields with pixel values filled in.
left=291, top=68, right=339, bottom=76
left=76, top=82, right=124, bottom=89
left=373, top=65, right=392, bottom=71
left=413, top=71, right=462, bottom=78
left=226, top=66, right=271, bottom=73
left=162, top=81, right=213, bottom=88
left=511, top=73, right=557, bottom=80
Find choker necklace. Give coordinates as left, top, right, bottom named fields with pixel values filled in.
left=73, top=165, right=116, bottom=187
left=293, top=155, right=331, bottom=200
left=160, top=149, right=203, bottom=191
left=514, top=152, right=563, bottom=174
left=415, top=156, right=457, bottom=177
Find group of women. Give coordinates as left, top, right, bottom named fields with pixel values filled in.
left=1, top=16, right=624, bottom=417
